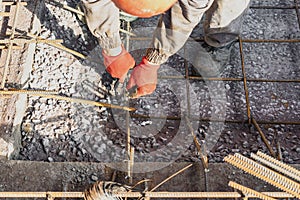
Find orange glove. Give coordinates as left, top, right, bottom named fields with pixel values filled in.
left=102, top=46, right=135, bottom=82
left=127, top=57, right=160, bottom=98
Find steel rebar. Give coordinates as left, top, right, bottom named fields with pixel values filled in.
left=159, top=75, right=300, bottom=83
left=26, top=33, right=86, bottom=59
left=185, top=114, right=209, bottom=169
left=252, top=118, right=276, bottom=158
left=150, top=164, right=193, bottom=192
left=294, top=0, right=300, bottom=29
left=251, top=153, right=300, bottom=182
left=32, top=94, right=135, bottom=111
left=0, top=38, right=63, bottom=44
left=255, top=151, right=300, bottom=181
left=0, top=191, right=296, bottom=198
left=130, top=113, right=300, bottom=125
left=229, top=181, right=276, bottom=200
left=0, top=89, right=57, bottom=95
left=238, top=37, right=251, bottom=124
left=124, top=24, right=133, bottom=184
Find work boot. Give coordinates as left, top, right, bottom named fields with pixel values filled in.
left=191, top=41, right=235, bottom=77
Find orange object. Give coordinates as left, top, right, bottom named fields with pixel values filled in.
left=111, top=0, right=178, bottom=18
left=103, top=46, right=135, bottom=82
left=127, top=57, right=160, bottom=98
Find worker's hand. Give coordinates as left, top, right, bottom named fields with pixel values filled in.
left=127, top=57, right=160, bottom=98
left=102, top=46, right=135, bottom=82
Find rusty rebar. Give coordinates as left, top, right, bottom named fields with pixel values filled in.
left=251, top=118, right=276, bottom=158
left=32, top=94, right=135, bottom=111
left=238, top=37, right=251, bottom=124
left=124, top=25, right=133, bottom=184
left=132, top=36, right=300, bottom=44
left=126, top=108, right=132, bottom=183
left=242, top=38, right=300, bottom=43
left=184, top=114, right=209, bottom=169
left=150, top=164, right=193, bottom=192
left=228, top=181, right=276, bottom=200
left=26, top=33, right=86, bottom=59
left=0, top=38, right=63, bottom=44
left=294, top=0, right=300, bottom=29
left=184, top=45, right=191, bottom=117
left=128, top=147, right=134, bottom=184
left=130, top=113, right=300, bottom=125
left=250, top=5, right=296, bottom=9
left=159, top=75, right=300, bottom=83
left=0, top=89, right=57, bottom=95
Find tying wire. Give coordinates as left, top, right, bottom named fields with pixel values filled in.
left=150, top=164, right=193, bottom=192
left=238, top=37, right=251, bottom=124
left=0, top=38, right=63, bottom=44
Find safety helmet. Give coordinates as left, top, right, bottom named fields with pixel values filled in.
left=111, top=0, right=178, bottom=18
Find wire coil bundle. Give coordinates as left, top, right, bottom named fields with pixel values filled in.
left=84, top=181, right=132, bottom=200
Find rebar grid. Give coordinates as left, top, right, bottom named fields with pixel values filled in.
left=2, top=2, right=296, bottom=150
left=0, top=2, right=298, bottom=199
left=117, top=3, right=300, bottom=193
left=127, top=4, right=300, bottom=159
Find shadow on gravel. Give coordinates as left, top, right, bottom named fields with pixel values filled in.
left=24, top=0, right=105, bottom=73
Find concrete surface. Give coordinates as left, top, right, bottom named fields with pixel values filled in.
left=2, top=160, right=296, bottom=195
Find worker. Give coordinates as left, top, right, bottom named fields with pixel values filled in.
left=81, top=0, right=250, bottom=98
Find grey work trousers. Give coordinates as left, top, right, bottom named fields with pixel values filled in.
left=81, top=0, right=250, bottom=64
